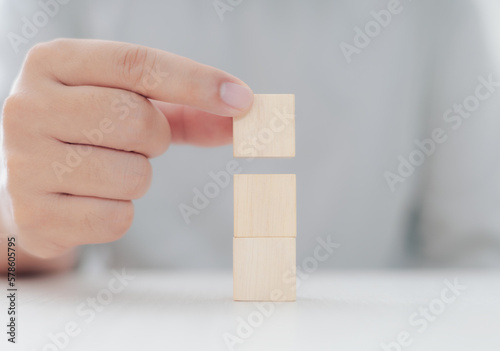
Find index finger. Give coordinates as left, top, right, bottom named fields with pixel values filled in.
left=27, top=39, right=254, bottom=117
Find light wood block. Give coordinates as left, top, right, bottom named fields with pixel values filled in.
left=233, top=94, right=295, bottom=158
left=234, top=174, right=296, bottom=238
left=233, top=237, right=296, bottom=301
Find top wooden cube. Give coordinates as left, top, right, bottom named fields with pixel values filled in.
left=233, top=94, right=295, bottom=158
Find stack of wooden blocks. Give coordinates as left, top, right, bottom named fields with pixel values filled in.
left=232, top=94, right=296, bottom=302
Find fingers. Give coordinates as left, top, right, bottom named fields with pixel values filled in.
left=48, top=143, right=153, bottom=201
left=5, top=137, right=152, bottom=202
left=16, top=193, right=134, bottom=259
left=152, top=100, right=233, bottom=146
left=40, top=83, right=171, bottom=158
left=26, top=39, right=254, bottom=117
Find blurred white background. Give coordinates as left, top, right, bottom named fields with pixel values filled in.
left=2, top=0, right=500, bottom=270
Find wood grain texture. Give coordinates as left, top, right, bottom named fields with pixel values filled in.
left=233, top=237, right=296, bottom=301
left=233, top=94, right=295, bottom=158
left=234, top=174, right=296, bottom=238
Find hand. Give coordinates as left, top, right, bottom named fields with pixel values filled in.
left=0, top=39, right=253, bottom=259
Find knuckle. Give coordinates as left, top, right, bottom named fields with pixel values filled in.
left=121, top=154, right=152, bottom=199
left=16, top=234, right=54, bottom=259
left=10, top=200, right=31, bottom=231
left=4, top=154, right=26, bottom=195
left=107, top=201, right=134, bottom=240
left=12, top=197, right=68, bottom=259
left=24, top=39, right=72, bottom=71
left=24, top=43, right=49, bottom=65
left=3, top=92, right=45, bottom=130
left=115, top=45, right=157, bottom=87
left=24, top=41, right=54, bottom=67
left=13, top=199, right=51, bottom=235
left=2, top=95, right=22, bottom=129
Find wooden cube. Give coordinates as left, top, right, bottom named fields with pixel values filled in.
left=233, top=237, right=296, bottom=301
left=234, top=174, right=296, bottom=238
left=233, top=94, right=295, bottom=158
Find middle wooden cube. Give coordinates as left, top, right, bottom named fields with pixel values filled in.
left=234, top=174, right=296, bottom=238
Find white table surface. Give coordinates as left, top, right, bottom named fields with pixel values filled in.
left=3, top=270, right=500, bottom=351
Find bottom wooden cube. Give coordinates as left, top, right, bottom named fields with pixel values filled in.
left=233, top=237, right=296, bottom=301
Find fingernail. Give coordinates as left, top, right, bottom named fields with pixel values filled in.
left=220, top=82, right=253, bottom=111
